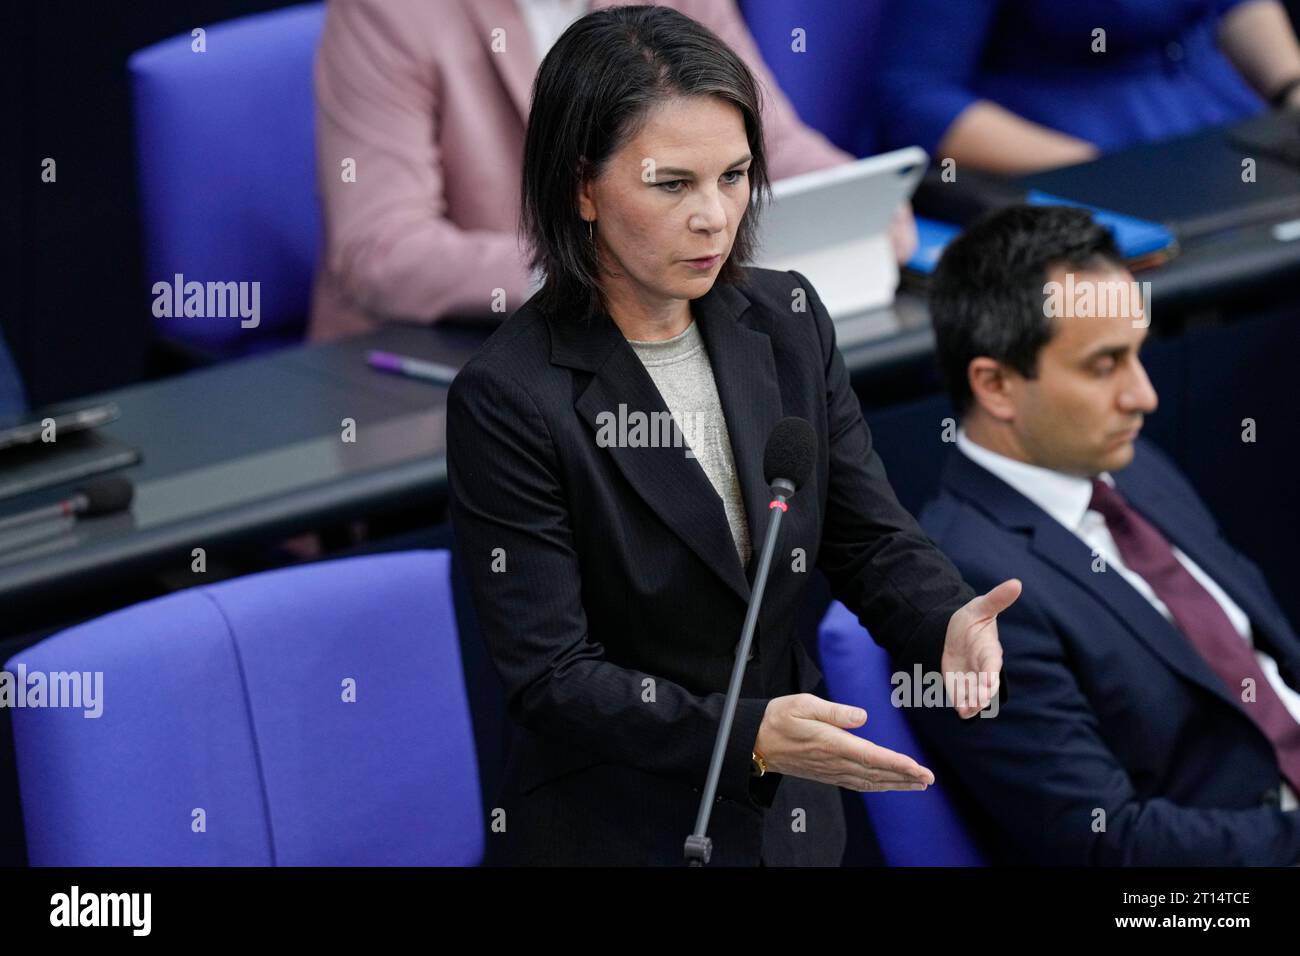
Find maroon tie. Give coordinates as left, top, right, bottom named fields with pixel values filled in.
left=1089, top=478, right=1300, bottom=794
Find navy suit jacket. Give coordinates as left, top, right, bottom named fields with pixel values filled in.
left=915, top=437, right=1300, bottom=865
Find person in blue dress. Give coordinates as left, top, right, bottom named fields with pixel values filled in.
left=876, top=0, right=1300, bottom=173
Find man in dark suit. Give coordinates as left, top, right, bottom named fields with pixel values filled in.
left=911, top=204, right=1300, bottom=865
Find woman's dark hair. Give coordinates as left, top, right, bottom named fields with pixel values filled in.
left=519, top=4, right=771, bottom=323
left=929, top=205, right=1125, bottom=417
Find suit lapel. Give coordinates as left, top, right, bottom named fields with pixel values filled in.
left=462, top=0, right=537, bottom=124
left=463, top=0, right=628, bottom=126
left=694, top=283, right=785, bottom=585
left=1026, top=520, right=1245, bottom=713
left=942, top=451, right=1244, bottom=712
left=552, top=280, right=784, bottom=604
left=1114, top=465, right=1300, bottom=682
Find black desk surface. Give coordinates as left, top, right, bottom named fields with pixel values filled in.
left=1020, top=118, right=1300, bottom=241
left=1018, top=116, right=1300, bottom=311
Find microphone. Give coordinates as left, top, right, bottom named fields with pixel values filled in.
left=0, top=475, right=135, bottom=536
left=685, top=417, right=817, bottom=866
left=761, top=416, right=817, bottom=501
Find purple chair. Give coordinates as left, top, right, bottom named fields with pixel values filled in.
left=128, top=3, right=324, bottom=359
left=819, top=600, right=987, bottom=865
left=740, top=0, right=886, bottom=157
left=7, top=550, right=483, bottom=866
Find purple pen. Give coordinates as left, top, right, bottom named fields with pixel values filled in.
left=367, top=350, right=459, bottom=386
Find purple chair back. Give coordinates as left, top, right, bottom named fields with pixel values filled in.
left=8, top=550, right=482, bottom=865
left=128, top=4, right=324, bottom=356
left=819, top=600, right=987, bottom=865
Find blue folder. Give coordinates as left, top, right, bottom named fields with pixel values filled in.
left=907, top=193, right=1176, bottom=274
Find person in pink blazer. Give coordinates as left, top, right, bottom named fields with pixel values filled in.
left=309, top=0, right=909, bottom=342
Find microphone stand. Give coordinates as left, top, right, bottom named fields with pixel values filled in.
left=684, top=476, right=795, bottom=866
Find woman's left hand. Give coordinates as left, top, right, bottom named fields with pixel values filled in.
left=940, top=578, right=1022, bottom=718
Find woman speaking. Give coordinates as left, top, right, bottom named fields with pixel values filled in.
left=447, top=4, right=1020, bottom=866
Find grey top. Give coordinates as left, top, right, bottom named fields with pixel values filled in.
left=627, top=319, right=752, bottom=567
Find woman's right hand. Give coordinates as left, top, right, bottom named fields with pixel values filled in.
left=754, top=694, right=934, bottom=792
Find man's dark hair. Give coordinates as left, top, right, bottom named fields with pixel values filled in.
left=520, top=4, right=771, bottom=323
left=930, top=205, right=1125, bottom=417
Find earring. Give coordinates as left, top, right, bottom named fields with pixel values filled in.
left=587, top=219, right=593, bottom=241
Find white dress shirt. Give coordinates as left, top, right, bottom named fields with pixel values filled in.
left=956, top=427, right=1300, bottom=811
left=515, top=0, right=590, bottom=64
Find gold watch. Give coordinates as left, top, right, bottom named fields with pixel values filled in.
left=750, top=749, right=767, bottom=777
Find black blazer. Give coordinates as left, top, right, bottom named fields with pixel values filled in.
left=447, top=266, right=976, bottom=866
